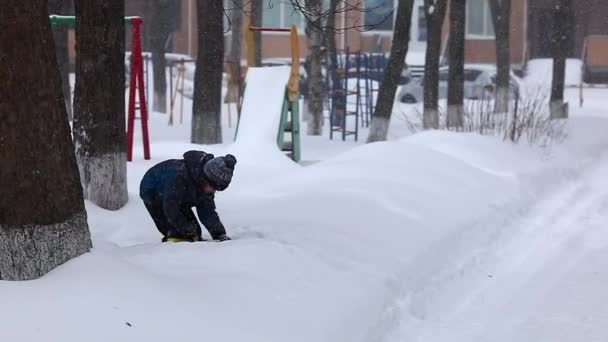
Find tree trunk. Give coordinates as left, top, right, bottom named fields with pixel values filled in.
left=48, top=0, right=73, bottom=121
left=250, top=0, right=263, bottom=66
left=447, top=0, right=466, bottom=128
left=550, top=0, right=572, bottom=119
left=226, top=0, right=244, bottom=103
left=73, top=0, right=128, bottom=210
left=150, top=0, right=173, bottom=114
left=323, top=0, right=339, bottom=59
left=0, top=0, right=92, bottom=281
left=323, top=0, right=339, bottom=114
left=305, top=0, right=324, bottom=135
left=192, top=0, right=224, bottom=144
left=303, top=55, right=312, bottom=123
left=490, top=0, right=511, bottom=114
left=422, top=0, right=448, bottom=129
left=322, top=0, right=341, bottom=124
left=367, top=0, right=415, bottom=142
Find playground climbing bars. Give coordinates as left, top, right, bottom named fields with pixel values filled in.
left=49, top=15, right=150, bottom=161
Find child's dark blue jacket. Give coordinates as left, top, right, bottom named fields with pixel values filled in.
left=139, top=150, right=226, bottom=239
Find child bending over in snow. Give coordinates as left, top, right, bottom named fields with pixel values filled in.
left=139, top=150, right=236, bottom=242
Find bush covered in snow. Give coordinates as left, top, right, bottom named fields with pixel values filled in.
left=403, top=90, right=567, bottom=147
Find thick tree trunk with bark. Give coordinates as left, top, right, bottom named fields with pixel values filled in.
left=192, top=0, right=224, bottom=144
left=367, top=0, right=415, bottom=142
left=447, top=0, right=466, bottom=128
left=73, top=0, right=128, bottom=210
left=0, top=0, right=92, bottom=280
left=250, top=0, right=263, bottom=66
left=226, top=0, right=244, bottom=103
left=490, top=0, right=511, bottom=114
left=550, top=0, right=572, bottom=119
left=305, top=0, right=324, bottom=135
left=422, top=0, right=448, bottom=129
left=48, top=0, right=73, bottom=121
left=150, top=0, right=174, bottom=113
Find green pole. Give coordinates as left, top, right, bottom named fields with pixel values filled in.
left=49, top=15, right=75, bottom=27
left=49, top=15, right=141, bottom=27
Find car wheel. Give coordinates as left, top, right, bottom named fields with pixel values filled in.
left=482, top=85, right=495, bottom=100
left=400, top=94, right=417, bottom=104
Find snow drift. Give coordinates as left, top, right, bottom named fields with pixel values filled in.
left=3, top=111, right=608, bottom=342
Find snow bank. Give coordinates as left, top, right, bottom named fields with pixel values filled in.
left=0, top=131, right=507, bottom=342
left=4, top=79, right=608, bottom=342
left=384, top=120, right=608, bottom=342
left=4, top=113, right=608, bottom=342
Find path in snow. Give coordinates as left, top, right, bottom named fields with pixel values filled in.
left=379, top=151, right=608, bottom=342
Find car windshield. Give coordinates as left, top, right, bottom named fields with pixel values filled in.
left=438, top=69, right=483, bottom=82
left=464, top=69, right=483, bottom=81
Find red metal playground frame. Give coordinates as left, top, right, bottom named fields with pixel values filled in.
left=49, top=15, right=150, bottom=161
left=125, top=17, right=151, bottom=161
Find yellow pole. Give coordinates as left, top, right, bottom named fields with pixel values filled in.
left=287, top=24, right=300, bottom=102
left=246, top=24, right=255, bottom=68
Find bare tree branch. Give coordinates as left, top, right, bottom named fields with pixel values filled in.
left=223, top=0, right=252, bottom=33
left=221, top=0, right=394, bottom=34
left=288, top=0, right=396, bottom=33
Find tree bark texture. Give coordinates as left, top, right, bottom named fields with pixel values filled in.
left=422, top=0, right=448, bottom=129
left=250, top=0, right=263, bottom=66
left=73, top=0, right=128, bottom=210
left=48, top=0, right=74, bottom=121
left=150, top=0, right=174, bottom=114
left=323, top=0, right=339, bottom=60
left=0, top=0, right=92, bottom=280
left=550, top=0, right=572, bottom=119
left=447, top=0, right=466, bottom=128
left=192, top=0, right=224, bottom=144
left=321, top=0, right=341, bottom=123
left=323, top=0, right=339, bottom=114
left=367, top=0, right=415, bottom=143
left=226, top=0, right=244, bottom=103
left=305, top=0, right=324, bottom=135
left=0, top=213, right=91, bottom=281
left=490, top=0, right=511, bottom=114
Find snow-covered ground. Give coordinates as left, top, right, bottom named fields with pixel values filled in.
left=2, top=64, right=608, bottom=342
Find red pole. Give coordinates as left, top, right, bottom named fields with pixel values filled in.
left=126, top=24, right=137, bottom=162
left=134, top=19, right=151, bottom=160
left=126, top=17, right=151, bottom=161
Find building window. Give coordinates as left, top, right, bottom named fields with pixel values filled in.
left=364, top=0, right=395, bottom=31
left=466, top=0, right=495, bottom=37
left=262, top=1, right=303, bottom=28
left=417, top=5, right=427, bottom=41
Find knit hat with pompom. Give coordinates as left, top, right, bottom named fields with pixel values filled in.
left=203, top=154, right=237, bottom=191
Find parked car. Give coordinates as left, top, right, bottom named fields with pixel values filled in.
left=397, top=64, right=520, bottom=104
left=365, top=63, right=413, bottom=85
